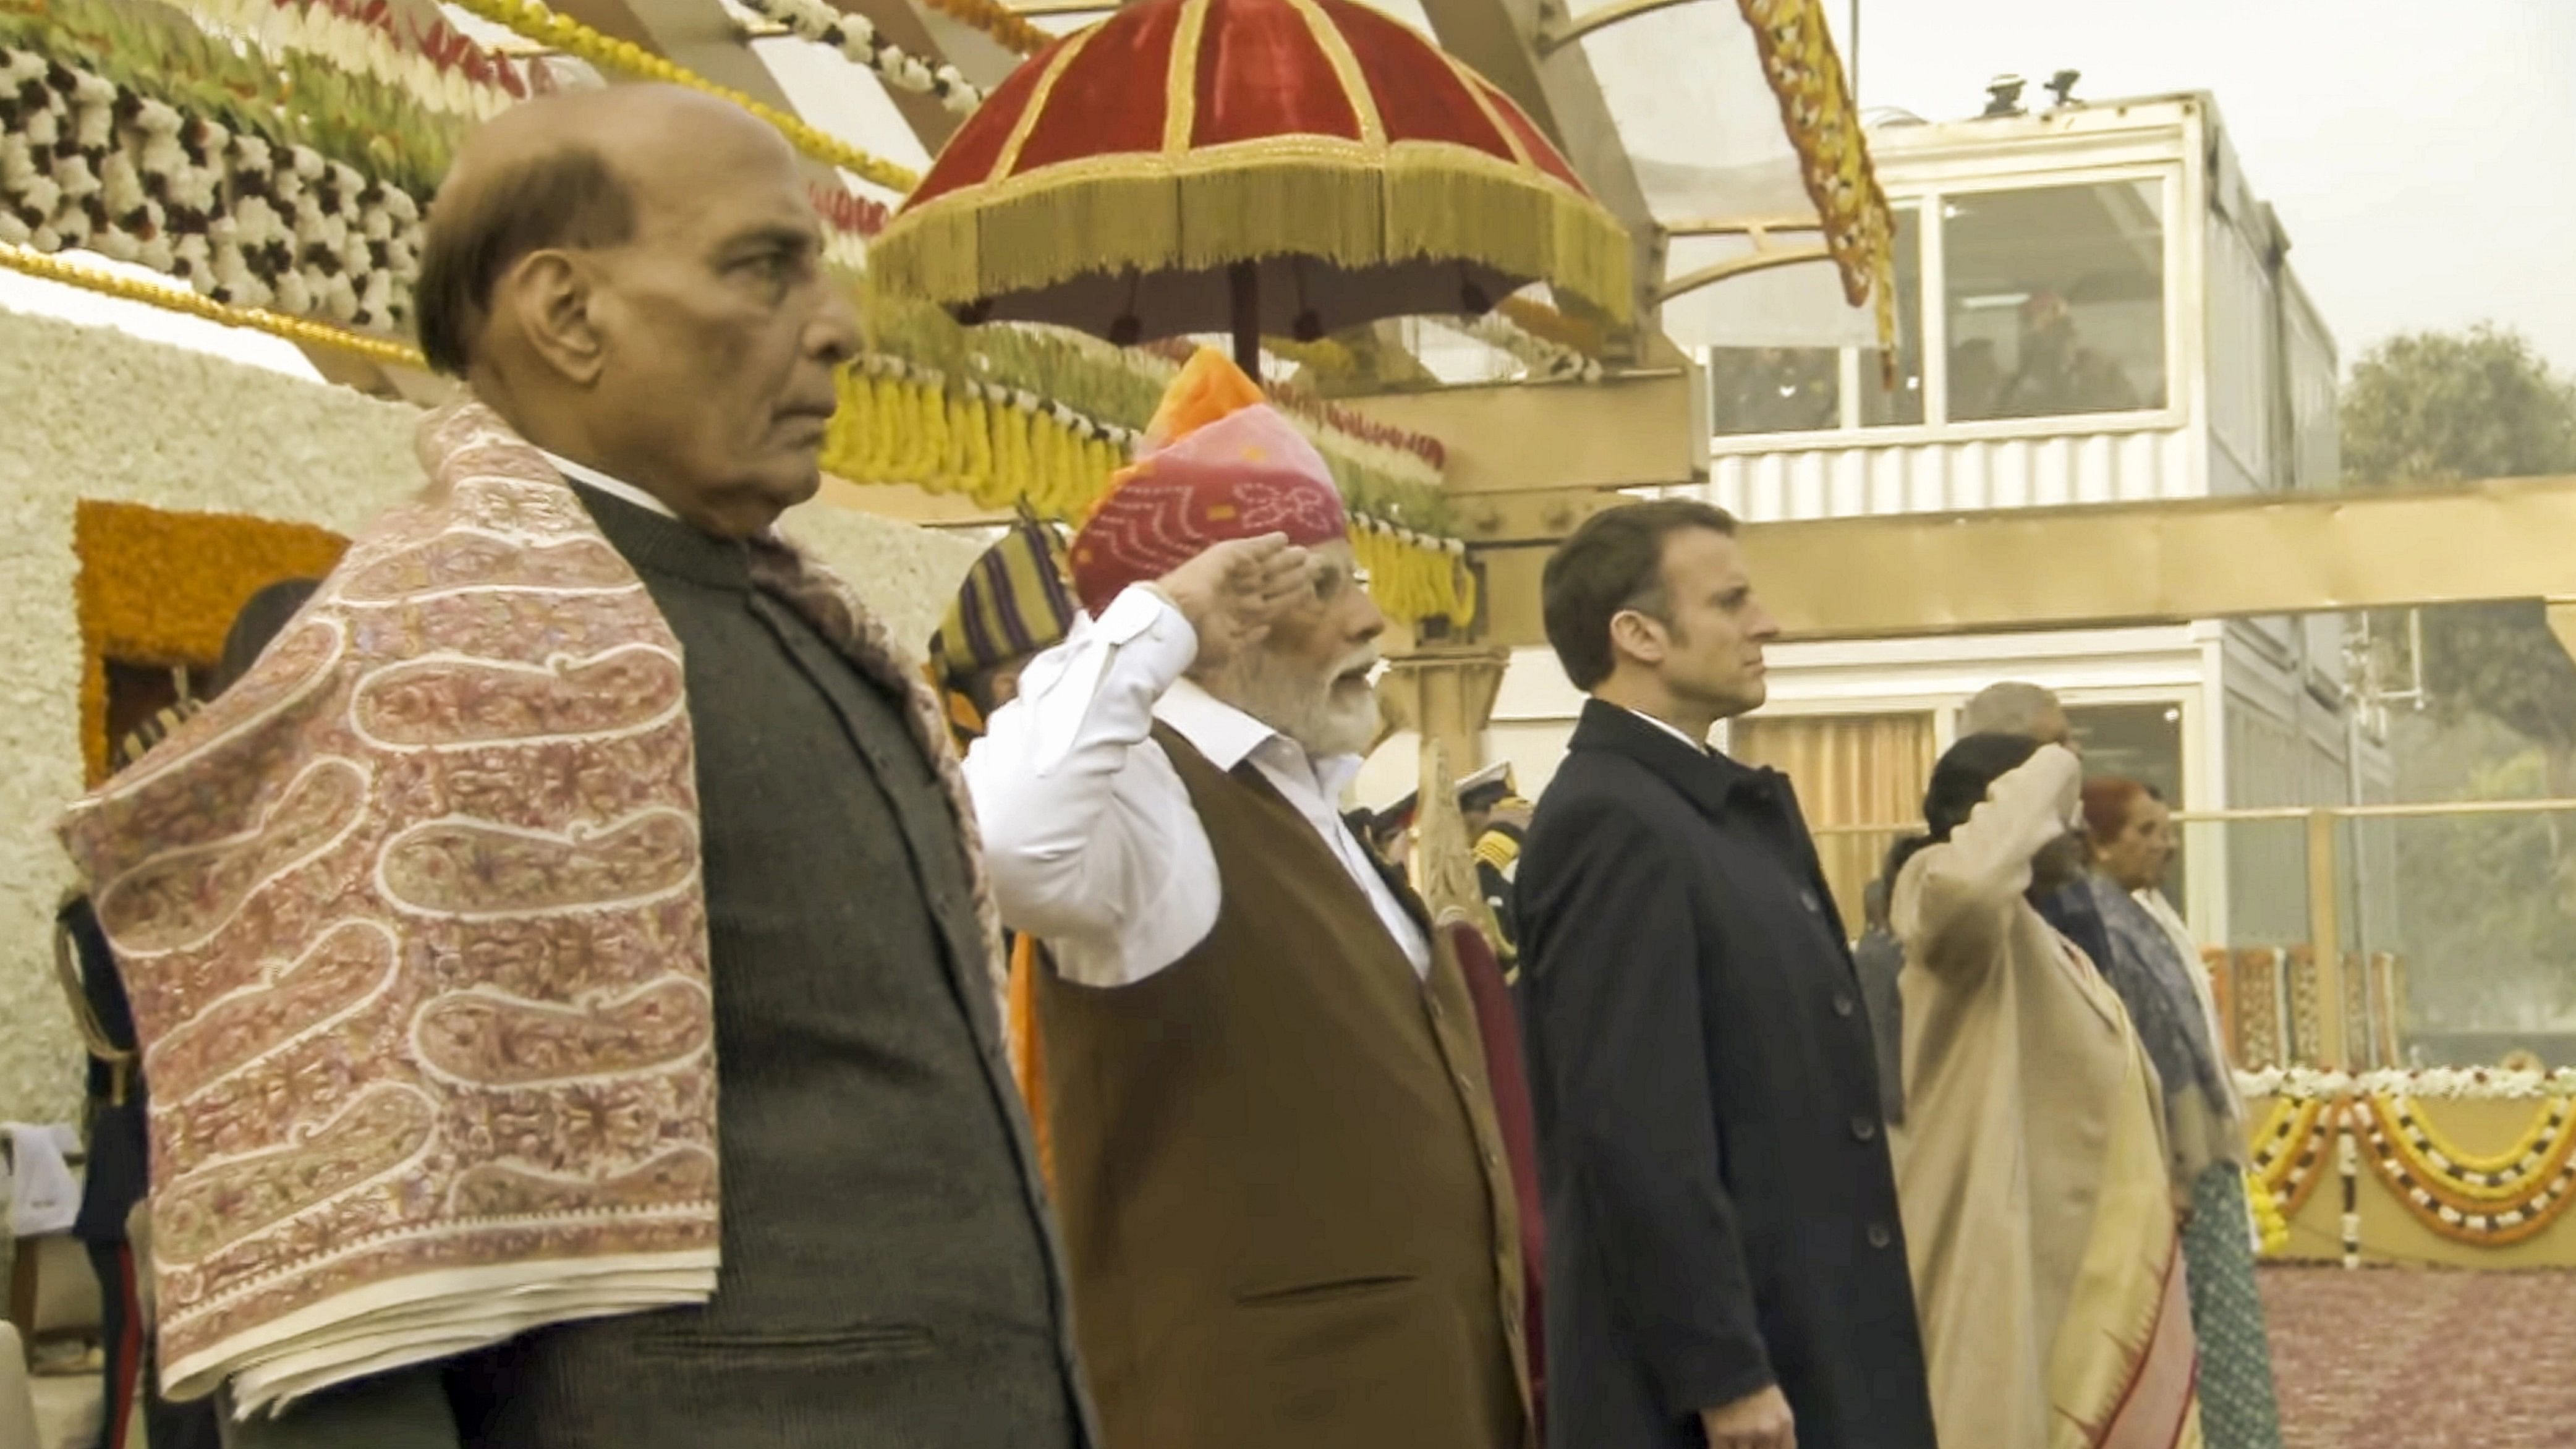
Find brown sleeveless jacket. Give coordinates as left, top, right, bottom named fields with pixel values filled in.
left=1034, top=725, right=1530, bottom=1449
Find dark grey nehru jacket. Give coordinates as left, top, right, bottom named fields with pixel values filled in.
left=227, top=485, right=1091, bottom=1449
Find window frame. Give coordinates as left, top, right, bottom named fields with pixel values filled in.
left=1704, top=163, right=2188, bottom=453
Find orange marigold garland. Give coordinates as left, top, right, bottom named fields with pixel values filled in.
left=75, top=500, right=348, bottom=784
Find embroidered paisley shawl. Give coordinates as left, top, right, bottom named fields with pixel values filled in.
left=56, top=399, right=1008, bottom=1414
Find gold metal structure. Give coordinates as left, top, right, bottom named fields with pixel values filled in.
left=1531, top=0, right=1701, bottom=55
left=1471, top=475, right=2576, bottom=650
left=1652, top=216, right=1835, bottom=304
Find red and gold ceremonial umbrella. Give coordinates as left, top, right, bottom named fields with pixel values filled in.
left=867, top=0, right=1633, bottom=369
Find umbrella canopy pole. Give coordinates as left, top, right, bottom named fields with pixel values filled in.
left=1229, top=261, right=1260, bottom=375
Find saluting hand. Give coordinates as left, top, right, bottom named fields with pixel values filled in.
left=1153, top=533, right=1314, bottom=674
left=1702, top=1386, right=1796, bottom=1449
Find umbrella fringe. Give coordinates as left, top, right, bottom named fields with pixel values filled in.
left=1172, top=158, right=1384, bottom=274
left=1379, top=148, right=1632, bottom=323
left=869, top=149, right=1633, bottom=324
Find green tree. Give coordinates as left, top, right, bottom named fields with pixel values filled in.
left=2344, top=328, right=2576, bottom=1039
left=2342, top=327, right=2576, bottom=785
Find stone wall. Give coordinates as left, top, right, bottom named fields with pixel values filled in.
left=0, top=306, right=984, bottom=1124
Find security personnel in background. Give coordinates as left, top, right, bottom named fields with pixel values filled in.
left=925, top=506, right=1082, bottom=1183
left=1459, top=763, right=1531, bottom=972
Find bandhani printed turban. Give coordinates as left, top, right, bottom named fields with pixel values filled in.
left=1068, top=348, right=1350, bottom=616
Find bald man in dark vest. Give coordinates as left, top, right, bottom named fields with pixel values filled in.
left=62, top=86, right=1090, bottom=1449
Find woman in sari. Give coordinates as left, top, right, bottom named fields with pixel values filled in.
left=2083, top=779, right=2285, bottom=1449
left=1889, top=734, right=2201, bottom=1449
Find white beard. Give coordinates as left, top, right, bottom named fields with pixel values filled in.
left=1206, top=645, right=1380, bottom=758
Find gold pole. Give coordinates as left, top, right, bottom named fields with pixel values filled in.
left=2305, top=808, right=2347, bottom=1070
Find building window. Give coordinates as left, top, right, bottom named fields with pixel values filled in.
left=2067, top=701, right=2190, bottom=918
left=1942, top=180, right=2168, bottom=423
left=1709, top=347, right=1840, bottom=436
left=1706, top=205, right=1924, bottom=436
left=1859, top=203, right=1925, bottom=427
left=1704, top=183, right=2173, bottom=443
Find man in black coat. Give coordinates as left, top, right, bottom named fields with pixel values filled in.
left=1514, top=500, right=1936, bottom=1449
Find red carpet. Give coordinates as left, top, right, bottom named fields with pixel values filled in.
left=2259, top=1264, right=2576, bottom=1447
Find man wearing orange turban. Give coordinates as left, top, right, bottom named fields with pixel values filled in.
left=966, top=351, right=1532, bottom=1449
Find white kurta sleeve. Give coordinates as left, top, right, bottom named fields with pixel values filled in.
left=963, top=584, right=1222, bottom=987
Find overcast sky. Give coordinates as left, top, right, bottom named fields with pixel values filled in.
left=1825, top=0, right=2576, bottom=376
left=9, top=1, right=2567, bottom=382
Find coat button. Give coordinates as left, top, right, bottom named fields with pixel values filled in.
left=1851, top=1115, right=1878, bottom=1142
left=1800, top=888, right=1822, bottom=914
left=1833, top=992, right=1856, bottom=1018
left=1868, top=1222, right=1894, bottom=1249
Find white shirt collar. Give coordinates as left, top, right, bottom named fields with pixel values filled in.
left=540, top=449, right=677, bottom=521
left=1154, top=678, right=1362, bottom=800
left=1619, top=702, right=1714, bottom=755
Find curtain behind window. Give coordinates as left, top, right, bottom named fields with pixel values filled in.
left=1730, top=712, right=1937, bottom=932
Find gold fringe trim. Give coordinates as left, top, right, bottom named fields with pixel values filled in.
left=872, top=140, right=1633, bottom=324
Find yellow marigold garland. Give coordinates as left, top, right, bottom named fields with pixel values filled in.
left=915, top=0, right=1053, bottom=57
left=74, top=500, right=349, bottom=785
left=2248, top=1095, right=2332, bottom=1222
left=2245, top=1166, right=2290, bottom=1256
left=2399, top=1094, right=2570, bottom=1180
left=1351, top=516, right=1473, bottom=625
left=441, top=0, right=920, bottom=193
left=2364, top=1094, right=2576, bottom=1209
left=2350, top=1094, right=2576, bottom=1245
left=2, top=244, right=427, bottom=369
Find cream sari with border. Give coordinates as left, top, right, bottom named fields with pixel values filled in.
left=2049, top=1032, right=2205, bottom=1449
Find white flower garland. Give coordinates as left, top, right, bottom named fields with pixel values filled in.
left=0, top=47, right=424, bottom=332
left=1351, top=509, right=1467, bottom=557
left=2240, top=1065, right=2576, bottom=1102
left=187, top=0, right=558, bottom=124
left=861, top=352, right=1137, bottom=449
left=733, top=0, right=984, bottom=116
left=1466, top=311, right=1602, bottom=383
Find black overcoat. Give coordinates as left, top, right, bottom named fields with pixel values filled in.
left=1513, top=700, right=1937, bottom=1449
